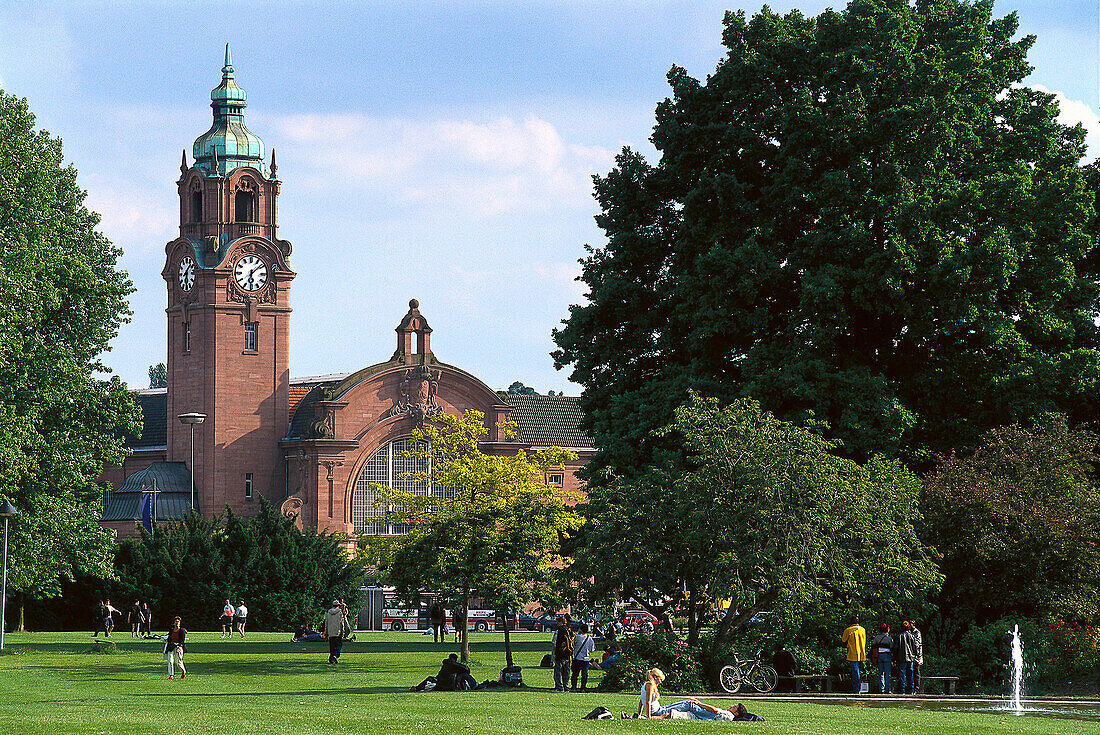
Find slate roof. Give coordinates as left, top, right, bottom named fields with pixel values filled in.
left=499, top=393, right=593, bottom=449
left=124, top=389, right=168, bottom=449
left=101, top=462, right=195, bottom=521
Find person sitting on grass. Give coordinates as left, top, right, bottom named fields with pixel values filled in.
left=292, top=622, right=325, bottom=642
left=435, top=653, right=478, bottom=691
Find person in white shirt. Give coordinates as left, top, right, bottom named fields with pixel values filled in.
left=236, top=600, right=249, bottom=638
left=570, top=623, right=598, bottom=691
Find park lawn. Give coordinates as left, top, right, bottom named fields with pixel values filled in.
left=0, top=631, right=1092, bottom=735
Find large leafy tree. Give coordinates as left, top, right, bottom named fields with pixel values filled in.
left=922, top=416, right=1100, bottom=627
left=574, top=393, right=940, bottom=677
left=0, top=90, right=140, bottom=629
left=554, top=0, right=1099, bottom=475
left=380, top=410, right=582, bottom=664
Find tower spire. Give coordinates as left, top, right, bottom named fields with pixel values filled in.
left=192, top=44, right=267, bottom=176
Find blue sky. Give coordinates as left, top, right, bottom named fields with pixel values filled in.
left=0, top=1, right=1097, bottom=394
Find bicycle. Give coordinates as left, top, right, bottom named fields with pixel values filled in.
left=719, top=649, right=778, bottom=693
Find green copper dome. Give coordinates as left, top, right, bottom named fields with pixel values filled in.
left=192, top=44, right=268, bottom=177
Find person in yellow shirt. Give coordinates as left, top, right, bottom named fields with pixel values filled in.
left=841, top=616, right=867, bottom=694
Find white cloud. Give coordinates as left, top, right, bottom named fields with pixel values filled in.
left=83, top=175, right=177, bottom=247
left=265, top=112, right=614, bottom=216
left=1027, top=85, right=1100, bottom=161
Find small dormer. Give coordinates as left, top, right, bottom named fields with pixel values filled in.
left=391, top=299, right=434, bottom=364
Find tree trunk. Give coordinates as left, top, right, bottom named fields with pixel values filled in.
left=503, top=600, right=514, bottom=669
left=686, top=578, right=699, bottom=647
left=17, top=592, right=25, bottom=632
left=459, top=595, right=470, bottom=663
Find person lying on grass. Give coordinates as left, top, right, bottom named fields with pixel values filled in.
left=630, top=669, right=763, bottom=721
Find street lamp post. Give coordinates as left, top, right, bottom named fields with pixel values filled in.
left=177, top=413, right=207, bottom=513
left=0, top=499, right=18, bottom=651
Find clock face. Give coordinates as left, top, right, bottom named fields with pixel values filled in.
left=234, top=255, right=268, bottom=292
left=178, top=255, right=195, bottom=291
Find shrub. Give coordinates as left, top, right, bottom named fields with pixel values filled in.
left=598, top=630, right=705, bottom=693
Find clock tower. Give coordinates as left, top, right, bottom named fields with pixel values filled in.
left=163, top=45, right=294, bottom=518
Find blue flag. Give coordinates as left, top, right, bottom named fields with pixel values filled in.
left=141, top=491, right=154, bottom=533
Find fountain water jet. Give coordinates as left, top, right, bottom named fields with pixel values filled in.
left=1010, top=624, right=1024, bottom=713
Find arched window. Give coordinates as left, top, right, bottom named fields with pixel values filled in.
left=190, top=190, right=203, bottom=222
left=353, top=437, right=437, bottom=535
left=235, top=188, right=255, bottom=222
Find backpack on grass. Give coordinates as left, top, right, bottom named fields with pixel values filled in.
left=582, top=707, right=614, bottom=720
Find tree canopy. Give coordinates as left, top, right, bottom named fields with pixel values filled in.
left=0, top=90, right=140, bottom=626
left=148, top=362, right=167, bottom=389
left=573, top=393, right=940, bottom=672
left=379, top=410, right=582, bottom=663
left=553, top=0, right=1099, bottom=475
left=922, top=416, right=1100, bottom=627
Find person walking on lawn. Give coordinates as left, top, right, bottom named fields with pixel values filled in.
left=164, top=616, right=187, bottom=680
left=325, top=599, right=351, bottom=664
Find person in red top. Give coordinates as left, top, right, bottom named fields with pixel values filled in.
left=220, top=599, right=235, bottom=638
left=164, top=616, right=187, bottom=680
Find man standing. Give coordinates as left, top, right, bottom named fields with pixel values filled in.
left=220, top=599, right=235, bottom=638
left=551, top=615, right=575, bottom=692
left=129, top=600, right=142, bottom=637
left=911, top=620, right=924, bottom=693
left=896, top=620, right=923, bottom=694
left=236, top=600, right=249, bottom=638
left=570, top=623, right=596, bottom=692
left=429, top=600, right=445, bottom=643
left=93, top=600, right=106, bottom=637
left=325, top=599, right=350, bottom=664
left=841, top=616, right=866, bottom=694
left=103, top=599, right=118, bottom=637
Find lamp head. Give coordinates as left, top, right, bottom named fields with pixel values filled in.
left=177, top=412, right=207, bottom=425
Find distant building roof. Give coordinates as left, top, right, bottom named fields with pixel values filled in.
left=101, top=462, right=195, bottom=522
left=500, top=393, right=592, bottom=449
left=122, top=381, right=592, bottom=451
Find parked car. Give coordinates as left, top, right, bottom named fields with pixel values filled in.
left=621, top=610, right=659, bottom=632
left=535, top=614, right=584, bottom=632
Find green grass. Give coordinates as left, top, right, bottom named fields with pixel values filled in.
left=0, top=631, right=1095, bottom=734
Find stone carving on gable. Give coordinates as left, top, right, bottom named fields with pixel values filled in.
left=280, top=449, right=308, bottom=530
left=385, top=364, right=442, bottom=423
left=280, top=495, right=304, bottom=529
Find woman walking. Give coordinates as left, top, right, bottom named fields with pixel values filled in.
left=164, top=616, right=187, bottom=680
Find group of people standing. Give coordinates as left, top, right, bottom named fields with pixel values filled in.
left=93, top=599, right=155, bottom=638
left=843, top=616, right=924, bottom=694
left=550, top=616, right=599, bottom=692
left=219, top=599, right=249, bottom=638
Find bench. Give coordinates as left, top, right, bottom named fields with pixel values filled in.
left=778, top=674, right=834, bottom=693
left=918, top=676, right=960, bottom=695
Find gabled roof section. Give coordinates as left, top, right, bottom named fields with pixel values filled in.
left=101, top=462, right=194, bottom=522
left=498, top=393, right=592, bottom=448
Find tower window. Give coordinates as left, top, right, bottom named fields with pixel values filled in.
left=235, top=189, right=256, bottom=222
left=245, top=473, right=253, bottom=499
left=191, top=190, right=202, bottom=222
left=244, top=321, right=258, bottom=351
left=183, top=321, right=191, bottom=353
